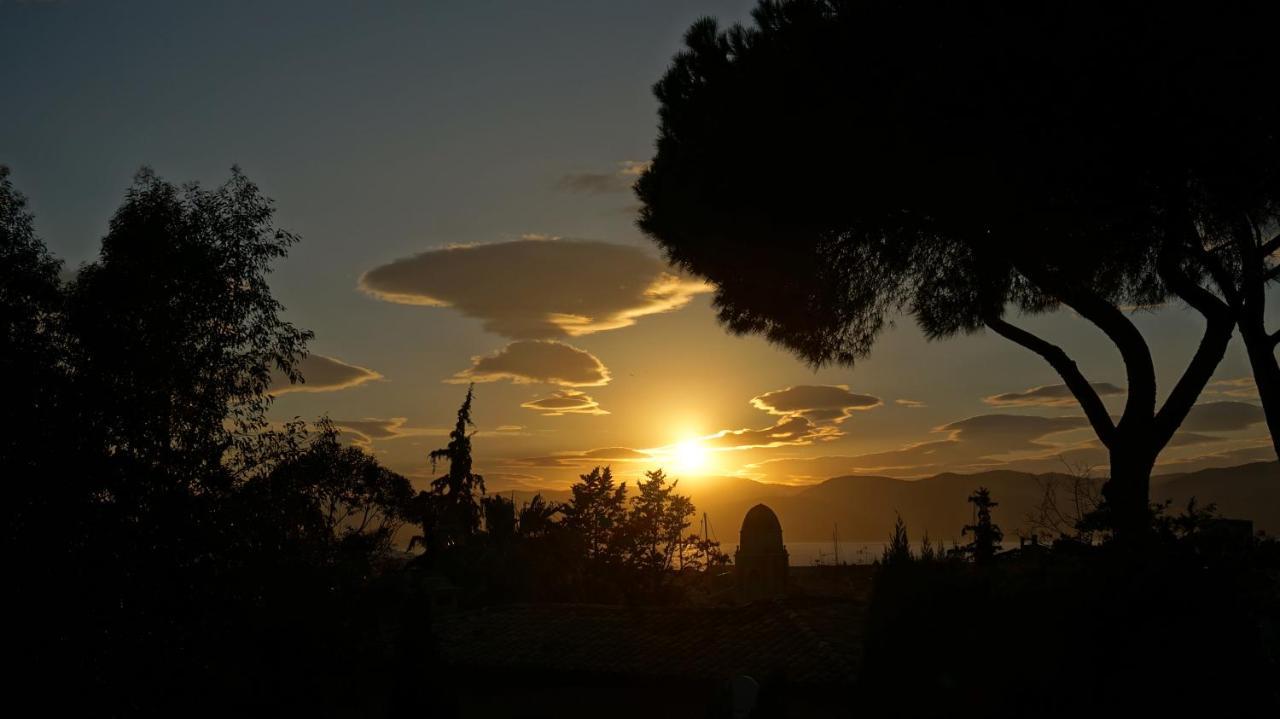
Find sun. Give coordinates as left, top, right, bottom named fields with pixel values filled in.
left=673, top=438, right=710, bottom=475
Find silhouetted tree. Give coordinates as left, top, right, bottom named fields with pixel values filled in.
left=882, top=514, right=912, bottom=566
left=1179, top=227, right=1280, bottom=456
left=562, top=466, right=628, bottom=563
left=67, top=167, right=312, bottom=496
left=918, top=532, right=938, bottom=562
left=238, top=418, right=415, bottom=560
left=481, top=493, right=518, bottom=543
left=411, top=385, right=486, bottom=553
left=962, top=487, right=1003, bottom=565
left=0, top=167, right=71, bottom=540
left=680, top=534, right=731, bottom=573
left=638, top=0, right=1280, bottom=536
left=516, top=494, right=562, bottom=539
left=627, top=469, right=695, bottom=576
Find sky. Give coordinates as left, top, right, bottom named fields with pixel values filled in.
left=2, top=0, right=1275, bottom=493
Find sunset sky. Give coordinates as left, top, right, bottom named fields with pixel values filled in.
left=4, top=0, right=1274, bottom=493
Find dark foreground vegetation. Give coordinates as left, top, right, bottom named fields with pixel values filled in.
left=866, top=500, right=1280, bottom=717
left=2, top=165, right=729, bottom=714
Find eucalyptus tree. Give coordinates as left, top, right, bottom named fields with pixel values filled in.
left=68, top=168, right=312, bottom=497
left=638, top=0, right=1279, bottom=536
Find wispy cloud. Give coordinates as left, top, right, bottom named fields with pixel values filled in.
left=1204, top=377, right=1260, bottom=399
left=984, top=382, right=1124, bottom=407
left=556, top=160, right=650, bottom=194
left=268, top=354, right=382, bottom=395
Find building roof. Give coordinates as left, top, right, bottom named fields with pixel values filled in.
left=740, top=503, right=785, bottom=552
left=433, top=599, right=864, bottom=687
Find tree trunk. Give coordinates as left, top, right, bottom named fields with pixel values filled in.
left=1101, top=442, right=1157, bottom=540
left=1239, top=309, right=1280, bottom=461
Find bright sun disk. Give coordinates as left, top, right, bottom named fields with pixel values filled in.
left=673, top=438, right=709, bottom=474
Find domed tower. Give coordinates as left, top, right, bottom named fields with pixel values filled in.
left=735, top=504, right=789, bottom=601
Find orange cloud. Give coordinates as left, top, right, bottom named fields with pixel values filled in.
left=521, top=390, right=609, bottom=416
left=750, top=384, right=881, bottom=424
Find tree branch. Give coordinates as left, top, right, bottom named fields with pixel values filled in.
left=984, top=315, right=1117, bottom=448
left=1018, top=266, right=1158, bottom=433
left=1153, top=257, right=1236, bottom=449
left=1192, top=243, right=1240, bottom=306
left=1261, top=232, right=1280, bottom=258
left=1264, top=264, right=1280, bottom=284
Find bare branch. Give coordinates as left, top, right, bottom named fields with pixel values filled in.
left=1012, top=264, right=1158, bottom=432
left=984, top=315, right=1117, bottom=447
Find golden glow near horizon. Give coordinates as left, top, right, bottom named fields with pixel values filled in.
left=672, top=438, right=710, bottom=475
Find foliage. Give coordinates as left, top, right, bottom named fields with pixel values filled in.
left=236, top=417, right=415, bottom=560
left=67, top=167, right=312, bottom=495
left=409, top=385, right=487, bottom=553
left=881, top=513, right=912, bottom=566
left=562, top=465, right=630, bottom=563
left=962, top=487, right=1003, bottom=565
left=1, top=167, right=71, bottom=541
left=627, top=469, right=696, bottom=575
left=861, top=533, right=1280, bottom=717
left=516, top=493, right=562, bottom=539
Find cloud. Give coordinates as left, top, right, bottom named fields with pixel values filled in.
left=268, top=354, right=382, bottom=395
left=452, top=340, right=610, bottom=387
left=505, top=446, right=651, bottom=468
left=984, top=382, right=1125, bottom=407
left=700, top=415, right=842, bottom=451
left=521, top=390, right=609, bottom=416
left=895, top=399, right=927, bottom=408
left=556, top=161, right=650, bottom=194
left=1166, top=432, right=1232, bottom=447
left=743, top=413, right=1090, bottom=480
left=1205, top=377, right=1260, bottom=399
left=359, top=238, right=710, bottom=339
left=749, top=385, right=882, bottom=424
left=1155, top=441, right=1278, bottom=473
left=332, top=417, right=443, bottom=447
left=1181, top=401, right=1266, bottom=433
left=660, top=385, right=879, bottom=455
